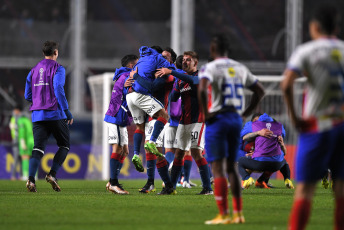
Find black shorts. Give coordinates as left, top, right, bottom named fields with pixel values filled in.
left=33, top=120, right=70, bottom=152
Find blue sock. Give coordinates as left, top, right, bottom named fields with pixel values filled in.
left=165, top=151, right=174, bottom=164
left=110, top=158, right=120, bottom=179
left=29, top=157, right=40, bottom=178
left=157, top=160, right=172, bottom=187
left=51, top=147, right=69, bottom=174
left=134, top=130, right=144, bottom=154
left=147, top=159, right=156, bottom=181
left=171, top=159, right=183, bottom=189
left=198, top=164, right=212, bottom=190
left=183, top=159, right=192, bottom=183
left=150, top=118, right=166, bottom=142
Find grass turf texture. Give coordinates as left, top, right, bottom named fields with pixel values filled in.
left=0, top=179, right=333, bottom=230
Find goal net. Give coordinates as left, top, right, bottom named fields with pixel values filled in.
left=88, top=73, right=305, bottom=180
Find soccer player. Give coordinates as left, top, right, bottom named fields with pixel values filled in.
left=128, top=46, right=178, bottom=195
left=9, top=105, right=34, bottom=180
left=281, top=4, right=344, bottom=230
left=24, top=41, right=73, bottom=192
left=238, top=113, right=290, bottom=189
left=139, top=47, right=177, bottom=194
left=198, top=34, right=265, bottom=224
left=240, top=113, right=294, bottom=189
left=104, top=54, right=138, bottom=195
left=157, top=51, right=213, bottom=195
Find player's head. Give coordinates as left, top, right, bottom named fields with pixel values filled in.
left=183, top=51, right=199, bottom=74
left=42, top=41, right=59, bottom=58
left=251, top=113, right=262, bottom=122
left=162, top=47, right=177, bottom=64
left=309, top=3, right=340, bottom=39
left=151, top=45, right=163, bottom=54
left=210, top=33, right=231, bottom=59
left=13, top=104, right=23, bottom=115
left=176, top=55, right=183, bottom=69
left=121, top=54, right=138, bottom=68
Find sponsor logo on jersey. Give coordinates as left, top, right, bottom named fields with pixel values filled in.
left=180, top=85, right=192, bottom=93
left=228, top=67, right=235, bottom=77
left=331, top=49, right=342, bottom=63
left=266, top=123, right=271, bottom=130
left=108, top=136, right=117, bottom=140
left=39, top=68, right=44, bottom=80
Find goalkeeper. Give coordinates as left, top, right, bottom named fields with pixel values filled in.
left=9, top=105, right=34, bottom=180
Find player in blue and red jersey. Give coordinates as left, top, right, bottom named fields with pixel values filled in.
left=126, top=46, right=175, bottom=180
left=198, top=34, right=265, bottom=224
left=156, top=51, right=213, bottom=195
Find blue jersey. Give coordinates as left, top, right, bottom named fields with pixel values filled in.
left=131, top=46, right=175, bottom=95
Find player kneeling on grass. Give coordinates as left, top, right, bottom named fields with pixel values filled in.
left=104, top=54, right=138, bottom=195
left=198, top=34, right=265, bottom=224
left=24, top=41, right=73, bottom=192
left=240, top=113, right=294, bottom=189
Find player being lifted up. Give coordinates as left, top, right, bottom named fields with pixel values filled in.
left=198, top=34, right=264, bottom=224
left=126, top=46, right=175, bottom=173
left=281, top=4, right=344, bottom=230
left=138, top=47, right=178, bottom=194
left=156, top=51, right=213, bottom=195
left=104, top=54, right=138, bottom=195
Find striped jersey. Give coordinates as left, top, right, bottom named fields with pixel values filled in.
left=198, top=58, right=257, bottom=114
left=287, top=38, right=344, bottom=128
left=174, top=71, right=204, bottom=124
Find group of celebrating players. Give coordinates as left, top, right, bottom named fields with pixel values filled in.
left=24, top=3, right=344, bottom=229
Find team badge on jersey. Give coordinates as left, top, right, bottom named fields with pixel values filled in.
left=228, top=67, right=235, bottom=77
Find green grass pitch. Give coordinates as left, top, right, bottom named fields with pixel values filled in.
left=0, top=179, right=333, bottom=230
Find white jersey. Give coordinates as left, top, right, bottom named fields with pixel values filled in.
left=198, top=58, right=258, bottom=114
left=287, top=38, right=344, bottom=119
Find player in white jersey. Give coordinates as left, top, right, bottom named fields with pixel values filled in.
left=281, top=4, right=344, bottom=230
left=198, top=34, right=264, bottom=225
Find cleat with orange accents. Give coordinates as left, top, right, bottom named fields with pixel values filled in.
left=205, top=214, right=231, bottom=225
left=255, top=180, right=270, bottom=189
left=231, top=212, right=245, bottom=224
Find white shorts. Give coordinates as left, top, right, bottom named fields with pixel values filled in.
left=175, top=123, right=205, bottom=151
left=106, top=122, right=128, bottom=146
left=126, top=92, right=164, bottom=124
left=145, top=119, right=165, bottom=147
left=164, top=124, right=177, bottom=149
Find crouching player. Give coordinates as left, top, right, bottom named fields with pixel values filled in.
left=198, top=34, right=265, bottom=224
left=105, top=54, right=138, bottom=194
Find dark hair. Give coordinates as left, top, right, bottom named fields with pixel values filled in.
left=251, top=113, right=263, bottom=121
left=183, top=51, right=199, bottom=61
left=121, top=54, right=138, bottom=67
left=14, top=103, right=23, bottom=111
left=176, top=55, right=183, bottom=69
left=163, top=47, right=177, bottom=63
left=151, top=45, right=163, bottom=54
left=312, top=3, right=340, bottom=35
left=211, top=33, right=231, bottom=56
left=42, top=41, right=59, bottom=56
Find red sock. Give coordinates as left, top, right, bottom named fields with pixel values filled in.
left=119, top=155, right=125, bottom=164
left=288, top=199, right=311, bottom=230
left=232, top=196, right=242, bottom=213
left=214, top=177, right=228, bottom=215
left=335, top=197, right=344, bottom=230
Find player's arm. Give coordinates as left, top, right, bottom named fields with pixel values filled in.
left=24, top=71, right=32, bottom=102
left=156, top=68, right=199, bottom=85
left=241, top=81, right=265, bottom=120
left=18, top=121, right=27, bottom=150
left=278, top=135, right=287, bottom=155
left=243, top=128, right=273, bottom=141
left=281, top=69, right=302, bottom=130
left=53, top=66, right=73, bottom=125
left=198, top=77, right=213, bottom=121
